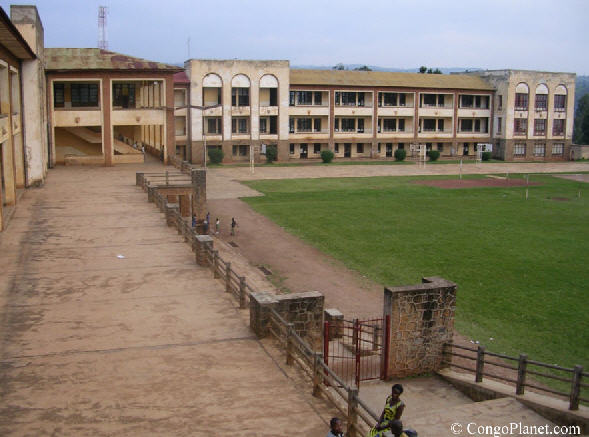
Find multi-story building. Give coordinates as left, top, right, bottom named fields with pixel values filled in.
left=467, top=70, right=575, bottom=161
left=173, top=71, right=190, bottom=161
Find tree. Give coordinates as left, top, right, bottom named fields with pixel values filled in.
left=419, top=66, right=427, bottom=74
left=574, top=93, right=589, bottom=144
left=419, top=66, right=443, bottom=74
left=354, top=65, right=372, bottom=71
left=432, top=68, right=442, bottom=74
left=332, top=63, right=346, bottom=70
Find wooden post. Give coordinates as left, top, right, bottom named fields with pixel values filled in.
left=347, top=388, right=359, bottom=437
left=239, top=276, right=247, bottom=308
left=570, top=365, right=583, bottom=410
left=285, top=323, right=294, bottom=365
left=475, top=345, right=485, bottom=383
left=213, top=250, right=220, bottom=278
left=312, top=352, right=323, bottom=397
left=516, top=353, right=527, bottom=395
left=225, top=262, right=232, bottom=293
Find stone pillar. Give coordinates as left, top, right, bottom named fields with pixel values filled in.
left=195, top=235, right=213, bottom=266
left=165, top=204, right=177, bottom=227
left=324, top=308, right=344, bottom=339
left=179, top=194, right=191, bottom=217
left=147, top=185, right=155, bottom=202
left=384, top=276, right=457, bottom=378
left=191, top=168, right=206, bottom=221
left=249, top=292, right=278, bottom=338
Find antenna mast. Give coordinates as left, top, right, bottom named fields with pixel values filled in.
left=98, top=6, right=108, bottom=50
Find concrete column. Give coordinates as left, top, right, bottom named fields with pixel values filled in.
left=102, top=78, right=113, bottom=166
left=179, top=194, right=190, bottom=217
left=195, top=234, right=213, bottom=266
left=165, top=76, right=175, bottom=165
left=1, top=140, right=17, bottom=205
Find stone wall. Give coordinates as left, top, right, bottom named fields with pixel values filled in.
left=384, top=276, right=457, bottom=378
left=250, top=291, right=324, bottom=351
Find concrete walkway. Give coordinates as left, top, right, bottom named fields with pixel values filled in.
left=0, top=160, right=333, bottom=436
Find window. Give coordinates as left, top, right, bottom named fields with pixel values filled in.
left=341, top=118, right=355, bottom=132
left=296, top=118, right=312, bottom=132
left=534, top=143, right=545, bottom=157
left=71, top=83, right=99, bottom=107
left=357, top=119, right=364, bottom=133
left=377, top=143, right=381, bottom=153
left=460, top=119, right=473, bottom=132
left=232, top=117, right=248, bottom=134
left=398, top=143, right=404, bottom=150
left=289, top=143, right=295, bottom=154
left=357, top=143, right=364, bottom=154
left=260, top=118, right=267, bottom=134
left=513, top=143, right=526, bottom=157
left=113, top=83, right=136, bottom=108
left=498, top=95, right=503, bottom=110
left=553, top=119, right=565, bottom=136
left=314, top=92, right=322, bottom=106
left=207, top=118, right=221, bottom=134
left=515, top=93, right=528, bottom=110
left=334, top=92, right=340, bottom=106
left=53, top=83, right=65, bottom=107
left=398, top=119, right=405, bottom=132
left=335, top=143, right=339, bottom=153
left=383, top=119, right=396, bottom=132
left=269, top=88, right=278, bottom=106
left=289, top=118, right=295, bottom=133
left=314, top=143, right=321, bottom=154
left=554, top=95, right=566, bottom=111
left=423, top=119, right=436, bottom=131
left=232, top=88, right=249, bottom=106
left=461, top=95, right=474, bottom=108
left=382, top=93, right=396, bottom=107
left=438, top=95, right=445, bottom=107
left=399, top=94, right=406, bottom=106
left=514, top=118, right=527, bottom=135
left=534, top=119, right=546, bottom=135
left=334, top=118, right=339, bottom=132
left=423, top=94, right=436, bottom=106
left=289, top=91, right=295, bottom=106
left=239, top=145, right=248, bottom=156
left=341, top=92, right=357, bottom=106
left=297, top=91, right=312, bottom=105
left=232, top=145, right=238, bottom=156
left=474, top=119, right=480, bottom=132
left=269, top=116, right=277, bottom=134
left=438, top=143, right=444, bottom=152
left=552, top=143, right=564, bottom=155
left=438, top=119, right=445, bottom=132
left=358, top=93, right=365, bottom=107
left=314, top=118, right=321, bottom=132
left=535, top=94, right=548, bottom=110
left=497, top=117, right=502, bottom=133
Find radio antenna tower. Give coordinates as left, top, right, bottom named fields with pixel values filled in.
left=98, top=6, right=108, bottom=50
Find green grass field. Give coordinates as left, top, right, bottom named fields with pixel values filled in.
left=242, top=174, right=589, bottom=371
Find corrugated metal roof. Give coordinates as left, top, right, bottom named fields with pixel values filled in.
left=45, top=48, right=182, bottom=72
left=0, top=7, right=35, bottom=59
left=290, top=69, right=495, bottom=91
left=174, top=71, right=190, bottom=84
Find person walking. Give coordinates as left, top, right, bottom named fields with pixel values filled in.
left=215, top=217, right=220, bottom=235
left=326, top=417, right=344, bottom=437
left=231, top=217, right=237, bottom=236
left=203, top=218, right=209, bottom=235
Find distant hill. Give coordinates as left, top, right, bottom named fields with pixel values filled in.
left=292, top=64, right=480, bottom=74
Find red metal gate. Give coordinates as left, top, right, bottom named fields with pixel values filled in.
left=323, top=316, right=390, bottom=388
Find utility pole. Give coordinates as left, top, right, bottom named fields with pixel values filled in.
left=98, top=6, right=108, bottom=50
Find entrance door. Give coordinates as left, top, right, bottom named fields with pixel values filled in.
left=300, top=144, right=308, bottom=159
left=463, top=143, right=470, bottom=156
left=386, top=144, right=392, bottom=158
left=344, top=143, right=351, bottom=158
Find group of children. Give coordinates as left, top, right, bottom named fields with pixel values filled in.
left=327, top=384, right=417, bottom=437
left=192, top=212, right=238, bottom=237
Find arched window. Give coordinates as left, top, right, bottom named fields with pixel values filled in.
left=259, top=74, right=278, bottom=107
left=202, top=73, right=222, bottom=106
left=535, top=83, right=549, bottom=110
left=554, top=85, right=567, bottom=112
left=231, top=74, right=250, bottom=107
left=515, top=83, right=529, bottom=110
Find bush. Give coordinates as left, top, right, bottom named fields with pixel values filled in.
left=208, top=148, right=224, bottom=164
left=394, top=148, right=406, bottom=161
left=482, top=151, right=492, bottom=161
left=265, top=145, right=277, bottom=163
left=321, top=150, right=334, bottom=163
left=427, top=150, right=440, bottom=161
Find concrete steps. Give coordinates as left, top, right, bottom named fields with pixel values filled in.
left=63, top=127, right=141, bottom=154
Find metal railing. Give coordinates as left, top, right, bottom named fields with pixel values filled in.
left=442, top=343, right=587, bottom=410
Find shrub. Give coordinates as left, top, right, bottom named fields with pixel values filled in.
left=482, top=151, right=492, bottom=161
left=321, top=150, right=334, bottom=163
left=394, top=148, right=406, bottom=161
left=427, top=150, right=440, bottom=161
left=265, top=145, right=278, bottom=163
left=208, top=148, right=224, bottom=164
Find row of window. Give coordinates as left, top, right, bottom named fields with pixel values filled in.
left=54, top=82, right=159, bottom=108
left=514, top=93, right=566, bottom=111
left=513, top=143, right=563, bottom=157
left=513, top=118, right=565, bottom=136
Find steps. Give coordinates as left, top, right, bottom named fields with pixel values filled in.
left=63, top=127, right=141, bottom=154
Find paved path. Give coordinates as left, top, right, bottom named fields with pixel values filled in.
left=0, top=160, right=333, bottom=436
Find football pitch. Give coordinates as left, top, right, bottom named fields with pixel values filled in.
left=243, top=173, right=589, bottom=370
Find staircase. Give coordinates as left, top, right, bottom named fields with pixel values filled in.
left=63, top=127, right=141, bottom=154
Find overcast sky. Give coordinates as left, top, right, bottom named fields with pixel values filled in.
left=2, top=0, right=588, bottom=74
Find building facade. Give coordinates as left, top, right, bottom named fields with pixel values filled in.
left=181, top=60, right=576, bottom=165
left=468, top=70, right=575, bottom=161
